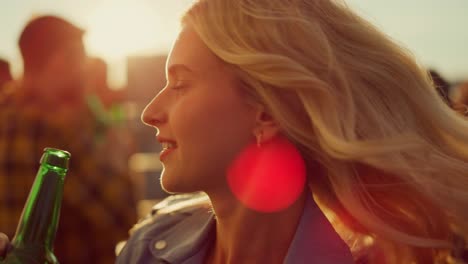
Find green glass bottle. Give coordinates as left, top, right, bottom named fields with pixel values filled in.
left=0, top=148, right=71, bottom=264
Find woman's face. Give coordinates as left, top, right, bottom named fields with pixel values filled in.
left=142, top=26, right=258, bottom=193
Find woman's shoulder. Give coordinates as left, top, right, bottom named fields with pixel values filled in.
left=150, top=192, right=211, bottom=216
left=128, top=192, right=211, bottom=236
left=116, top=192, right=213, bottom=263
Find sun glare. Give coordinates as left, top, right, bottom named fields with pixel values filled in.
left=84, top=1, right=160, bottom=61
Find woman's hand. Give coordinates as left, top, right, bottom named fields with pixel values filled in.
left=0, top=233, right=11, bottom=259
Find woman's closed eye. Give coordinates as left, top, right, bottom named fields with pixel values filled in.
left=171, top=80, right=189, bottom=90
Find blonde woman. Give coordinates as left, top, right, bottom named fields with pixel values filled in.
left=118, top=0, right=468, bottom=262
left=2, top=0, right=468, bottom=263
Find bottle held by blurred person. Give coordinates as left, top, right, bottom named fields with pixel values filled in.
left=0, top=148, right=70, bottom=264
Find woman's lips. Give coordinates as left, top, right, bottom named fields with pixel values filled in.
left=160, top=147, right=176, bottom=161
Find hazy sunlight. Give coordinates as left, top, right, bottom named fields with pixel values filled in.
left=84, top=0, right=157, bottom=61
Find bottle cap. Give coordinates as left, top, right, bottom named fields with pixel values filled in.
left=40, top=148, right=71, bottom=169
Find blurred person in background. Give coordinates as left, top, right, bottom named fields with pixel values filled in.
left=0, top=59, right=12, bottom=80
left=0, top=15, right=136, bottom=264
left=86, top=57, right=127, bottom=110
left=428, top=69, right=452, bottom=106
left=0, top=59, right=12, bottom=90
left=451, top=81, right=468, bottom=117
left=85, top=56, right=137, bottom=180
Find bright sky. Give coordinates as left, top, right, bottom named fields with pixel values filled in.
left=0, top=0, right=467, bottom=87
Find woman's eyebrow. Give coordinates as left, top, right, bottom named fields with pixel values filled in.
left=167, top=64, right=194, bottom=77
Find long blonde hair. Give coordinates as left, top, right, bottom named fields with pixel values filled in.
left=183, top=0, right=468, bottom=262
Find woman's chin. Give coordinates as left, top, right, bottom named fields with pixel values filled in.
left=160, top=175, right=178, bottom=193
left=160, top=174, right=198, bottom=194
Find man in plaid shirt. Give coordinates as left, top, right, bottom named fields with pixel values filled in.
left=0, top=16, right=137, bottom=264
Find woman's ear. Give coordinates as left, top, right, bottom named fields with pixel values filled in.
left=253, top=106, right=281, bottom=143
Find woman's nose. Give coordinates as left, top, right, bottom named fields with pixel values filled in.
left=141, top=93, right=167, bottom=127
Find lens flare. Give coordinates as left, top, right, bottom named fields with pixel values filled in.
left=227, top=136, right=306, bottom=213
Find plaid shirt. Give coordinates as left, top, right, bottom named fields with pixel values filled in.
left=0, top=89, right=137, bottom=264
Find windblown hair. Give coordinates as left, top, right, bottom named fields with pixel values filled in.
left=183, top=0, right=468, bottom=263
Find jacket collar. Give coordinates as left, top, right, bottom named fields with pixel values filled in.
left=153, top=194, right=353, bottom=264
left=284, top=193, right=354, bottom=263
left=152, top=207, right=215, bottom=263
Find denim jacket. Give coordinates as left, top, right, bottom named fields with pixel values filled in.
left=116, top=192, right=354, bottom=264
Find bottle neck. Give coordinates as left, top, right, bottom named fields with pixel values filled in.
left=12, top=163, right=67, bottom=250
